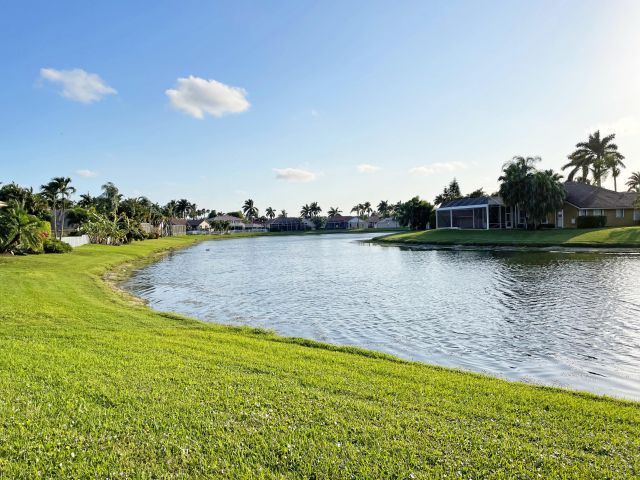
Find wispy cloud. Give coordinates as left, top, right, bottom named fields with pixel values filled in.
left=76, top=169, right=98, bottom=178
left=357, top=164, right=381, bottom=173
left=40, top=68, right=116, bottom=104
left=166, top=76, right=250, bottom=119
left=409, top=161, right=466, bottom=176
left=588, top=116, right=640, bottom=137
left=273, top=168, right=317, bottom=183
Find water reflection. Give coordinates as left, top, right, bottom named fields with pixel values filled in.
left=124, top=234, right=640, bottom=400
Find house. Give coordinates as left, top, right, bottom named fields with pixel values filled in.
left=168, top=218, right=187, bottom=236
left=325, top=215, right=353, bottom=229
left=435, top=182, right=639, bottom=229
left=212, top=214, right=245, bottom=231
left=187, top=219, right=211, bottom=233
left=347, top=217, right=368, bottom=229
left=366, top=214, right=381, bottom=228
left=375, top=217, right=401, bottom=229
left=560, top=181, right=639, bottom=228
left=267, top=217, right=308, bottom=232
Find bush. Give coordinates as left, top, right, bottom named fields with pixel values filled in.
left=44, top=238, right=72, bottom=254
left=147, top=232, right=160, bottom=239
left=576, top=215, right=607, bottom=228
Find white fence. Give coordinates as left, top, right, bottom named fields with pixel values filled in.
left=61, top=235, right=90, bottom=248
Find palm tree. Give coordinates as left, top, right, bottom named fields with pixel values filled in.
left=350, top=204, right=362, bottom=217
left=362, top=201, right=372, bottom=217
left=626, top=172, right=640, bottom=193
left=40, top=181, right=59, bottom=239
left=279, top=209, right=287, bottom=218
left=327, top=207, right=341, bottom=217
left=377, top=200, right=390, bottom=217
left=300, top=204, right=311, bottom=218
left=604, top=152, right=626, bottom=191
left=101, top=182, right=122, bottom=219
left=265, top=207, right=276, bottom=220
left=563, top=130, right=625, bottom=186
left=0, top=203, right=44, bottom=253
left=78, top=193, right=95, bottom=208
left=498, top=156, right=540, bottom=228
left=242, top=199, right=258, bottom=222
left=309, top=202, right=322, bottom=217
left=54, top=177, right=75, bottom=240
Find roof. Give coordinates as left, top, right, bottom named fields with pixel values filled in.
left=170, top=218, right=188, bottom=225
left=326, top=215, right=354, bottom=223
left=564, top=182, right=638, bottom=209
left=268, top=217, right=303, bottom=225
left=439, top=196, right=504, bottom=208
left=213, top=215, right=244, bottom=223
left=187, top=219, right=209, bottom=227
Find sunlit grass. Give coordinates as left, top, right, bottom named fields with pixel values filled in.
left=0, top=235, right=638, bottom=477
left=377, top=226, right=640, bottom=247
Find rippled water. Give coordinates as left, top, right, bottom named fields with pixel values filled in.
left=124, top=233, right=640, bottom=400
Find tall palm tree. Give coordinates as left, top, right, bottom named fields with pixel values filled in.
left=327, top=207, right=341, bottom=217
left=265, top=207, right=276, bottom=220
left=604, top=152, right=626, bottom=191
left=309, top=202, right=322, bottom=217
left=40, top=181, right=59, bottom=239
left=563, top=130, right=625, bottom=186
left=377, top=200, right=390, bottom=217
left=279, top=209, right=287, bottom=218
left=626, top=172, right=640, bottom=193
left=175, top=199, right=190, bottom=219
left=242, top=199, right=258, bottom=221
left=77, top=193, right=95, bottom=208
left=350, top=204, right=362, bottom=217
left=362, top=201, right=372, bottom=217
left=54, top=177, right=75, bottom=240
left=101, top=182, right=122, bottom=219
left=300, top=204, right=311, bottom=218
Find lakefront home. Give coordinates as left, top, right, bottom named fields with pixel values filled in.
left=267, top=217, right=308, bottom=232
left=212, top=214, right=246, bottom=231
left=186, top=219, right=211, bottom=233
left=436, top=182, right=639, bottom=229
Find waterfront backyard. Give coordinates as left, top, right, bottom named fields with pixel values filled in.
left=1, top=234, right=639, bottom=477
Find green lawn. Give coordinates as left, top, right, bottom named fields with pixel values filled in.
left=376, top=226, right=640, bottom=247
left=0, top=236, right=638, bottom=478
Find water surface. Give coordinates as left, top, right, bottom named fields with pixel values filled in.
left=124, top=234, right=640, bottom=400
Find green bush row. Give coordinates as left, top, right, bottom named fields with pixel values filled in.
left=576, top=215, right=607, bottom=228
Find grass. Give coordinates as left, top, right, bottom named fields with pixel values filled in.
left=0, top=236, right=638, bottom=478
left=376, top=226, right=640, bottom=248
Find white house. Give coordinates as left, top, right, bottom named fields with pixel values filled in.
left=375, top=217, right=401, bottom=229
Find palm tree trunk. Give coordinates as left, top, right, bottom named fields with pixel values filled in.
left=614, top=175, right=618, bottom=192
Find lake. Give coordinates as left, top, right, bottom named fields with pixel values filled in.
left=123, top=233, right=640, bottom=400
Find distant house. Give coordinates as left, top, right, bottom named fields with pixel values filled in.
left=212, top=214, right=245, bottom=231
left=375, top=217, right=401, bottom=229
left=169, top=218, right=187, bottom=236
left=347, top=217, right=368, bottom=229
left=187, top=219, right=211, bottom=233
left=267, top=217, right=308, bottom=232
left=435, top=182, right=640, bottom=229
left=245, top=221, right=268, bottom=232
left=325, top=215, right=352, bottom=229
left=366, top=214, right=381, bottom=228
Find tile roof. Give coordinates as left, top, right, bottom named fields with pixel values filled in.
left=564, top=182, right=638, bottom=209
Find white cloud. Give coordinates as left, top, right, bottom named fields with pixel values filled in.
left=40, top=68, right=116, bottom=103
left=589, top=116, right=640, bottom=137
left=166, top=76, right=250, bottom=119
left=357, top=164, right=381, bottom=173
left=273, top=168, right=317, bottom=183
left=76, top=169, right=98, bottom=178
left=409, top=161, right=467, bottom=176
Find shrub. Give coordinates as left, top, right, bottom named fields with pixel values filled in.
left=44, top=238, right=72, bottom=254
left=576, top=215, right=607, bottom=228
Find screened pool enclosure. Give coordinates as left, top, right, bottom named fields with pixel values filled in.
left=436, top=196, right=520, bottom=229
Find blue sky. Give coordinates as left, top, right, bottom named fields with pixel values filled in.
left=1, top=0, right=639, bottom=214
